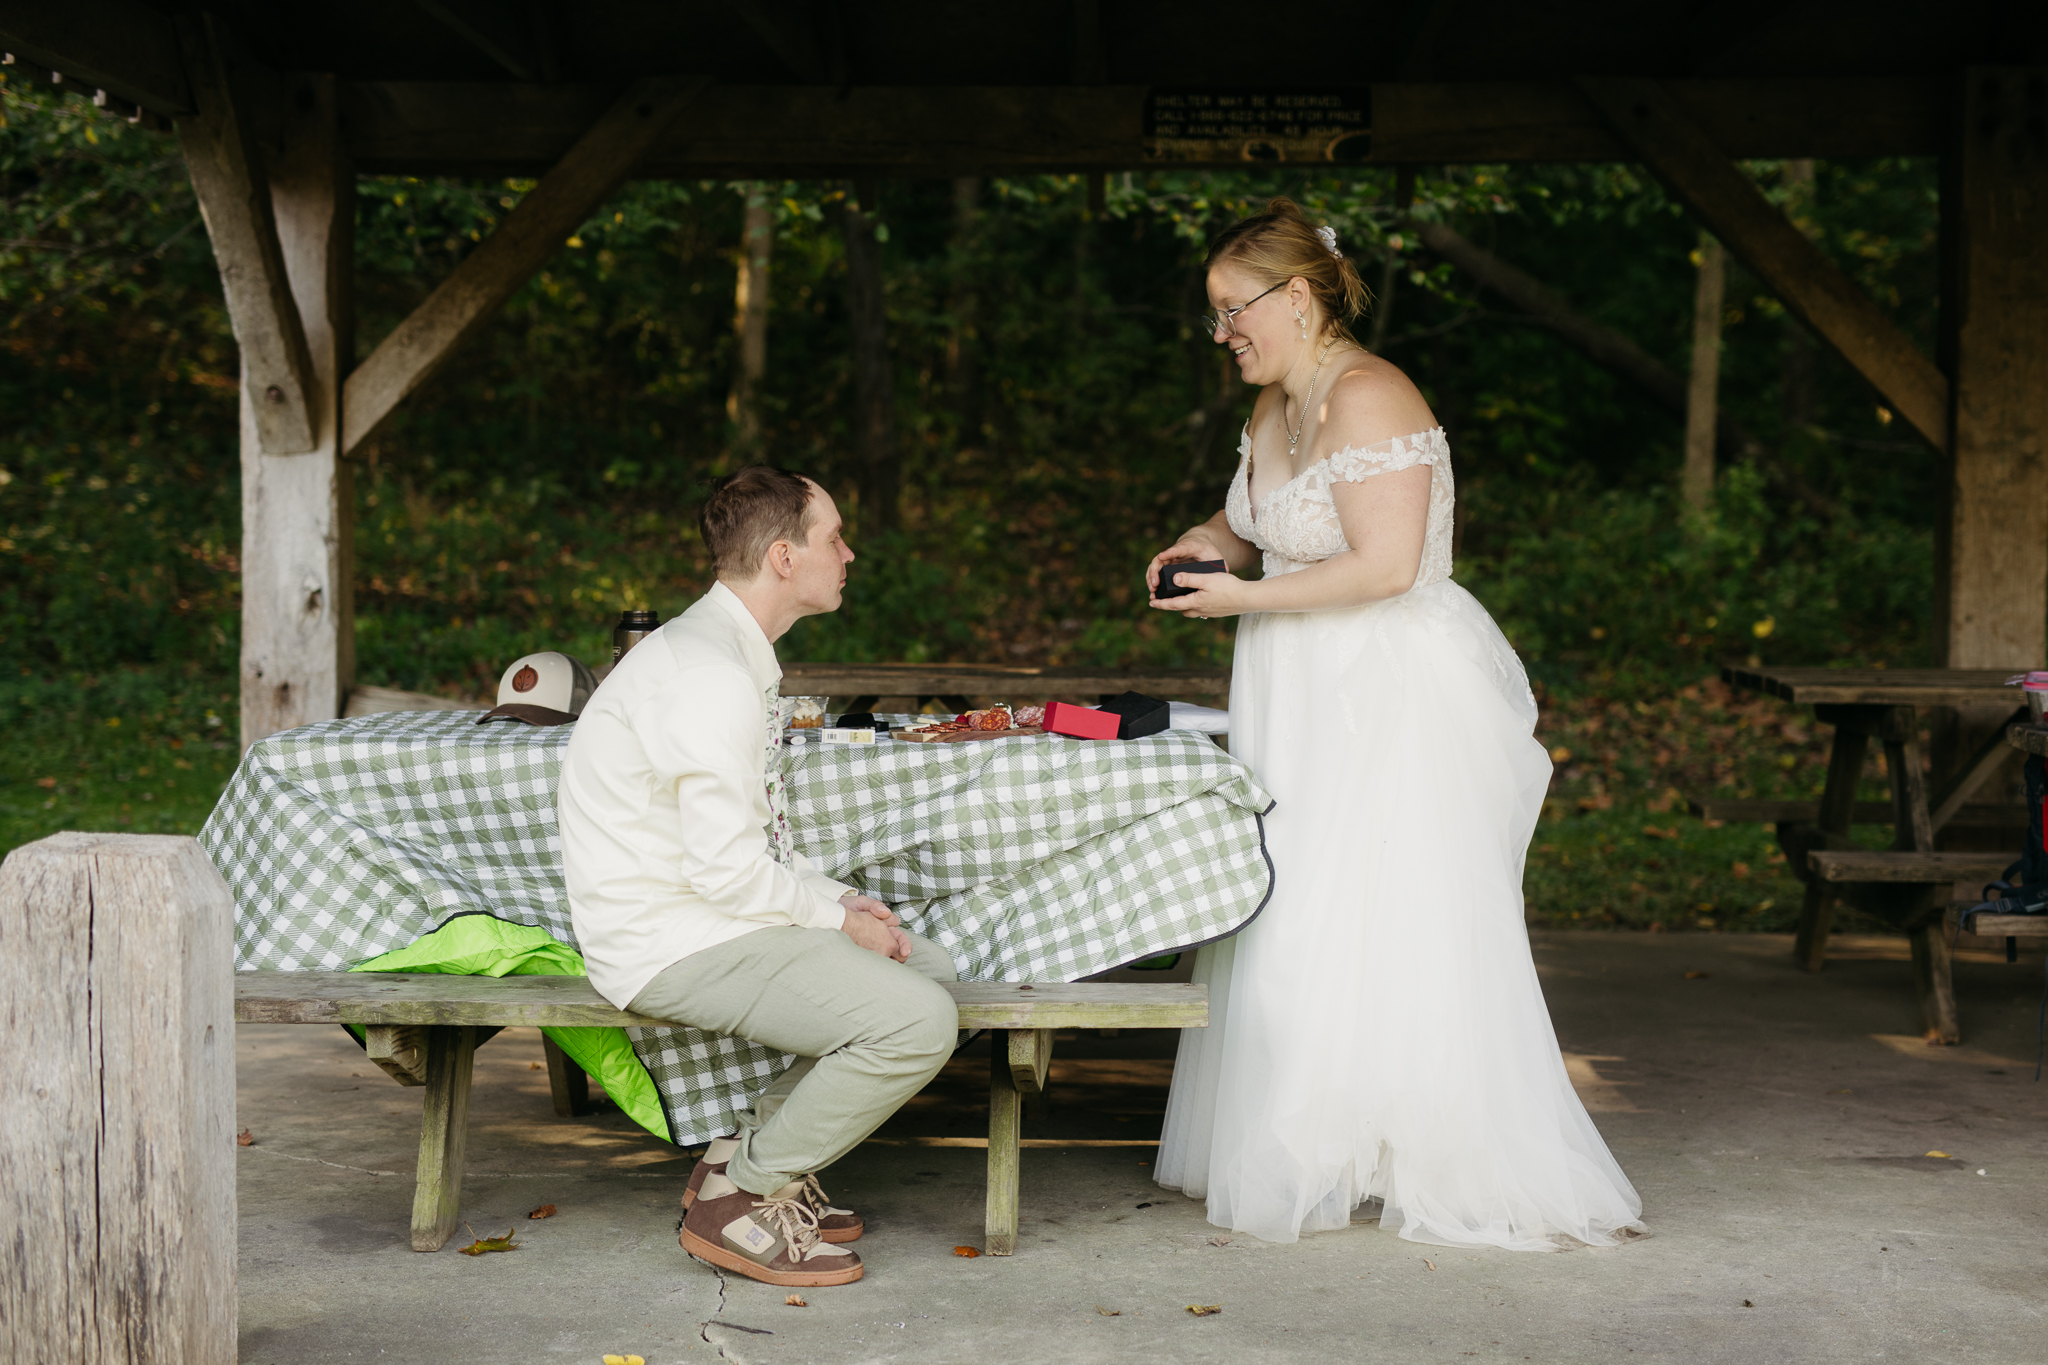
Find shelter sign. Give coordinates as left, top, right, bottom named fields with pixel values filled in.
left=1144, top=89, right=1370, bottom=163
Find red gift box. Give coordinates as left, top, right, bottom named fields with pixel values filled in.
left=1042, top=701, right=1120, bottom=740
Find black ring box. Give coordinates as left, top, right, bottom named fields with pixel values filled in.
left=1098, top=691, right=1170, bottom=740
left=1152, top=559, right=1227, bottom=599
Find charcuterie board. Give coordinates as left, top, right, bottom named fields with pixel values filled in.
left=893, top=725, right=1045, bottom=744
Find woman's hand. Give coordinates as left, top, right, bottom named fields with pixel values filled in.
left=1147, top=531, right=1231, bottom=595
left=1148, top=568, right=1253, bottom=620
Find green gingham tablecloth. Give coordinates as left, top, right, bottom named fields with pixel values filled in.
left=201, top=709, right=1273, bottom=1145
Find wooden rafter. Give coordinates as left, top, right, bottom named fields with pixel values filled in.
left=1575, top=76, right=1950, bottom=455
left=339, top=76, right=707, bottom=458
left=335, top=77, right=1944, bottom=179
left=172, top=15, right=319, bottom=455
left=0, top=0, right=191, bottom=114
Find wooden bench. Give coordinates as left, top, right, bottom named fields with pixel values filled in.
left=1802, top=850, right=2014, bottom=1041
left=234, top=971, right=1206, bottom=1255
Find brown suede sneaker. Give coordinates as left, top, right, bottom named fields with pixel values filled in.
left=680, top=1141, right=863, bottom=1243
left=799, top=1172, right=864, bottom=1244
left=679, top=1135, right=739, bottom=1212
left=680, top=1172, right=864, bottom=1287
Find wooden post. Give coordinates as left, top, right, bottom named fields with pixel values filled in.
left=726, top=184, right=774, bottom=447
left=1683, top=233, right=1725, bottom=511
left=985, top=1028, right=1021, bottom=1255
left=236, top=72, right=354, bottom=747
left=1935, top=68, right=2048, bottom=675
left=1, top=833, right=236, bottom=1364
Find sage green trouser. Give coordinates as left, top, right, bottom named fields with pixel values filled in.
left=629, top=925, right=959, bottom=1197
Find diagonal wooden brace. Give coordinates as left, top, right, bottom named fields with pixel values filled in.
left=342, top=75, right=706, bottom=456
left=172, top=14, right=318, bottom=454
left=1575, top=77, right=1950, bottom=454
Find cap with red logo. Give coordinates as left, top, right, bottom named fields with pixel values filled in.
left=476, top=651, right=599, bottom=727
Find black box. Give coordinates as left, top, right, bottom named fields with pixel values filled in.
left=1152, top=559, right=1227, bottom=599
left=1098, top=691, right=1170, bottom=740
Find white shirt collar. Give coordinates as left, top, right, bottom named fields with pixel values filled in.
left=703, top=580, right=782, bottom=692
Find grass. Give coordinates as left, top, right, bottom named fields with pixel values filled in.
left=3, top=664, right=1914, bottom=940
left=0, top=665, right=243, bottom=854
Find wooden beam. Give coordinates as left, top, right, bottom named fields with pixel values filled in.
left=340, top=76, right=704, bottom=457
left=338, top=78, right=1944, bottom=178
left=1935, top=67, right=2048, bottom=672
left=0, top=0, right=191, bottom=113
left=1374, top=78, right=1940, bottom=163
left=238, top=72, right=355, bottom=747
left=173, top=15, right=318, bottom=456
left=1576, top=76, right=1951, bottom=455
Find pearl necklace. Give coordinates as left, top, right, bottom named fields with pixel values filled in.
left=1285, top=338, right=1339, bottom=452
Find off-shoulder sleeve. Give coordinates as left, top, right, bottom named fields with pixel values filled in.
left=1323, top=428, right=1448, bottom=484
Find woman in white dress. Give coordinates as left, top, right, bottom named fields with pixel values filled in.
left=1147, top=199, right=1645, bottom=1251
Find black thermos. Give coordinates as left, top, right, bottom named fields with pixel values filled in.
left=612, top=609, right=662, bottom=663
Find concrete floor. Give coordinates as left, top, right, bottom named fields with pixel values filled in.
left=234, top=932, right=2048, bottom=1364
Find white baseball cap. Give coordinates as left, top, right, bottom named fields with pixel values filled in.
left=477, top=651, right=598, bottom=727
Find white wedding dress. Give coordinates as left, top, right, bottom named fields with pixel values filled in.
left=1154, top=426, right=1647, bottom=1251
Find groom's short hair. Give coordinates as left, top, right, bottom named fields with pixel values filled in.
left=701, top=465, right=819, bottom=579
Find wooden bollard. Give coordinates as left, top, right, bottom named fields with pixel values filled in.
left=1, top=833, right=237, bottom=1363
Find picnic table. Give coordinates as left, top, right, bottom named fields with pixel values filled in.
left=1709, top=666, right=2030, bottom=1042
left=779, top=662, right=1230, bottom=714
left=202, top=708, right=1273, bottom=1146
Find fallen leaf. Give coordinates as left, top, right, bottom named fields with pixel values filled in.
left=456, top=1226, right=519, bottom=1256
left=952, top=1245, right=982, bottom=1258
left=1096, top=1306, right=1120, bottom=1316
left=1186, top=1304, right=1223, bottom=1317
left=1642, top=824, right=1680, bottom=840
left=785, top=1294, right=807, bottom=1307
left=526, top=1204, right=557, bottom=1220
left=529, top=1061, right=543, bottom=1070
left=1742, top=1300, right=1754, bottom=1308
left=1684, top=971, right=1711, bottom=980
left=1924, top=1150, right=1951, bottom=1159
left=35, top=776, right=55, bottom=789
left=235, top=1129, right=254, bottom=1147
left=601, top=1356, right=645, bottom=1365
left=1423, top=1258, right=1437, bottom=1270
left=1207, top=1236, right=1232, bottom=1246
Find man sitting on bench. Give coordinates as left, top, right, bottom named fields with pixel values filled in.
left=557, top=465, right=959, bottom=1288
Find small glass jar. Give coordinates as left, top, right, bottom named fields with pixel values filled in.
left=786, top=696, right=829, bottom=729
left=612, top=609, right=662, bottom=663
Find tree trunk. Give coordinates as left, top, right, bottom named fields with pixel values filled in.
left=839, top=187, right=898, bottom=531
left=1369, top=166, right=1417, bottom=353
left=1778, top=160, right=1817, bottom=433
left=726, top=184, right=774, bottom=449
left=1684, top=232, right=1727, bottom=511
left=948, top=177, right=983, bottom=447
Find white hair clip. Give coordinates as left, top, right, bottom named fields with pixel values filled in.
left=1316, top=225, right=1341, bottom=258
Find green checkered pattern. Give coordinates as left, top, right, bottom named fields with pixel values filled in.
left=203, top=710, right=1273, bottom=1145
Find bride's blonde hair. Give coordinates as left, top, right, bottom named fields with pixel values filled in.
left=1205, top=198, right=1370, bottom=347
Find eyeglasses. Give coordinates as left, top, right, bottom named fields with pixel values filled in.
left=1200, top=281, right=1286, bottom=338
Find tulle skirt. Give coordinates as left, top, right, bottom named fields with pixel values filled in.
left=1155, top=578, right=1647, bottom=1250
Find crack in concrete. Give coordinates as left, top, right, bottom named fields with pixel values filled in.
left=694, top=1247, right=740, bottom=1364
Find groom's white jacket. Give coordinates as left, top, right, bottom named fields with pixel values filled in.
left=559, top=580, right=853, bottom=1008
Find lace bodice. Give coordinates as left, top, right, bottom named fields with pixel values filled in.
left=1225, top=426, right=1454, bottom=583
